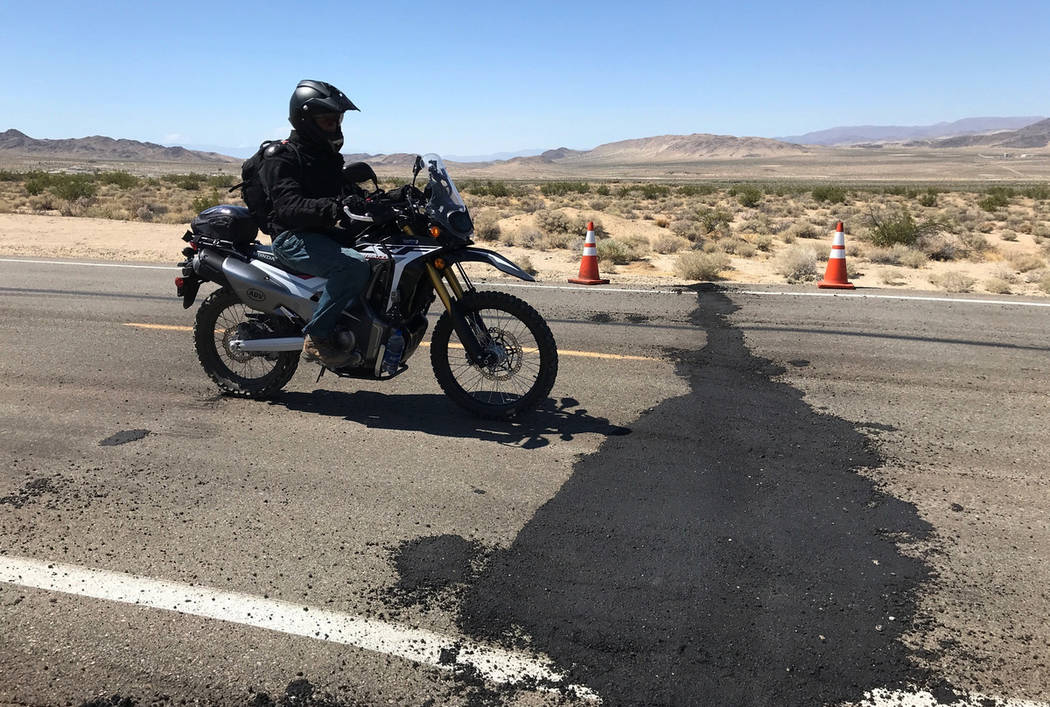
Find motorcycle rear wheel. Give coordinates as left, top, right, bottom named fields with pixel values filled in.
left=430, top=291, right=558, bottom=419
left=193, top=287, right=300, bottom=398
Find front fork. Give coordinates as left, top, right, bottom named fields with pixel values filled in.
left=426, top=262, right=491, bottom=364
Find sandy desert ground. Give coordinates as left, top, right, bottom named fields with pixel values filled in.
left=1, top=211, right=1048, bottom=298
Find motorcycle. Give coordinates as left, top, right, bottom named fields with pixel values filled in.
left=175, top=154, right=558, bottom=419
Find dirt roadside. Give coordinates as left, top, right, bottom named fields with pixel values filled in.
left=1, top=212, right=1047, bottom=297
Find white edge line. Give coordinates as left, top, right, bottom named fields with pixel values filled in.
left=737, top=289, right=1050, bottom=308
left=0, top=555, right=600, bottom=702
left=479, top=281, right=683, bottom=295
left=6, top=259, right=1046, bottom=309
left=0, top=257, right=177, bottom=271
left=844, top=687, right=1049, bottom=707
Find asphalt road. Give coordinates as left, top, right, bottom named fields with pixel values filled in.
left=0, top=258, right=1048, bottom=706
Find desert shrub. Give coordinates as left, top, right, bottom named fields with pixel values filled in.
left=466, top=180, right=510, bottom=198
left=518, top=197, right=545, bottom=213
left=785, top=221, right=823, bottom=240
left=669, top=219, right=701, bottom=242
left=571, top=215, right=605, bottom=238
left=51, top=174, right=97, bottom=201
left=0, top=170, right=21, bottom=181
left=959, top=231, right=991, bottom=255
left=677, top=184, right=716, bottom=196
left=654, top=216, right=670, bottom=228
left=1023, top=184, right=1050, bottom=200
left=929, top=271, right=975, bottom=293
left=716, top=237, right=749, bottom=254
left=1000, top=231, right=1019, bottom=242
left=1007, top=252, right=1046, bottom=272
left=983, top=277, right=1012, bottom=294
left=639, top=183, right=671, bottom=200
left=205, top=174, right=235, bottom=189
left=473, top=212, right=501, bottom=241
left=811, top=185, right=847, bottom=204
left=979, top=187, right=1013, bottom=212
left=736, top=214, right=772, bottom=235
left=918, top=233, right=962, bottom=261
left=697, top=206, right=733, bottom=234
left=541, top=181, right=589, bottom=196
left=165, top=173, right=203, bottom=190
left=866, top=244, right=910, bottom=265
left=735, top=242, right=757, bottom=258
left=652, top=233, right=689, bottom=253
left=589, top=198, right=610, bottom=211
left=538, top=231, right=575, bottom=249
left=24, top=176, right=48, bottom=196
left=917, top=188, right=938, bottom=207
left=191, top=189, right=223, bottom=213
left=535, top=209, right=572, bottom=234
left=28, top=193, right=56, bottom=210
left=879, top=268, right=906, bottom=286
left=597, top=238, right=642, bottom=264
left=98, top=171, right=140, bottom=189
left=776, top=245, right=820, bottom=283
left=899, top=249, right=928, bottom=268
left=513, top=227, right=543, bottom=248
left=754, top=234, right=774, bottom=252
left=674, top=251, right=730, bottom=280
left=517, top=255, right=538, bottom=276
left=730, top=184, right=762, bottom=207
left=595, top=184, right=610, bottom=196
left=868, top=209, right=935, bottom=247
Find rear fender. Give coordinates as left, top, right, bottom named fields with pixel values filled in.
left=450, top=247, right=535, bottom=282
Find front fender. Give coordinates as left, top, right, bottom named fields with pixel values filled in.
left=451, top=247, right=535, bottom=281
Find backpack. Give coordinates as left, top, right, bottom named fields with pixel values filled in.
left=234, top=139, right=301, bottom=236
left=190, top=205, right=258, bottom=246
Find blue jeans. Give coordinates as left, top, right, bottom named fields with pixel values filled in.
left=271, top=230, right=370, bottom=338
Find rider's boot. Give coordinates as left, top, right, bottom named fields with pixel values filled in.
left=302, top=334, right=353, bottom=368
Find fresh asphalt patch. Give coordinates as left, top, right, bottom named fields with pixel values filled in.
left=389, top=286, right=944, bottom=705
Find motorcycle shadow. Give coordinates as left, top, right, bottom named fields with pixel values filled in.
left=268, top=390, right=631, bottom=449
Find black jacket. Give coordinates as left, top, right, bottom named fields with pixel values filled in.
left=258, top=131, right=362, bottom=237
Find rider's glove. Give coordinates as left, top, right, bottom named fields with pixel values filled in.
left=366, top=201, right=395, bottom=226
left=342, top=194, right=368, bottom=215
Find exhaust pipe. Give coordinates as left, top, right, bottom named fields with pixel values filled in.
left=228, top=337, right=305, bottom=353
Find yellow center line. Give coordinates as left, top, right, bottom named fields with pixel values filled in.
left=124, top=323, right=660, bottom=362
left=125, top=322, right=193, bottom=332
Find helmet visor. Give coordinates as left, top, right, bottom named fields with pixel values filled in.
left=313, top=113, right=344, bottom=134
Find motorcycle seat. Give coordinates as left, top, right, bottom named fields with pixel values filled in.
left=253, top=245, right=318, bottom=279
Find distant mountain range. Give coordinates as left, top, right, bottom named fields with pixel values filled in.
left=5, top=117, right=1050, bottom=179
left=347, top=134, right=812, bottom=173
left=779, top=116, right=1045, bottom=146
left=0, top=129, right=239, bottom=164
left=916, top=118, right=1050, bottom=149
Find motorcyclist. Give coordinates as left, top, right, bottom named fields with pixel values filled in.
left=262, top=79, right=389, bottom=368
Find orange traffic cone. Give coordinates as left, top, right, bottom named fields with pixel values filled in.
left=818, top=221, right=855, bottom=289
left=569, top=221, right=609, bottom=285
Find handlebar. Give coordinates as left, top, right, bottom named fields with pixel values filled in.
left=342, top=206, right=374, bottom=223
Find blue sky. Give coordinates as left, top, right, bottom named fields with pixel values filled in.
left=1, top=0, right=1048, bottom=156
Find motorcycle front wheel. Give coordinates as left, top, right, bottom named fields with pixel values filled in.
left=430, top=290, right=558, bottom=419
left=193, top=287, right=300, bottom=398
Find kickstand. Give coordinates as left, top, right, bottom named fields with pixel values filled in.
left=315, top=365, right=326, bottom=383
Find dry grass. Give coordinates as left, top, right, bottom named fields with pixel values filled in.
left=675, top=251, right=731, bottom=280
left=3, top=169, right=1050, bottom=294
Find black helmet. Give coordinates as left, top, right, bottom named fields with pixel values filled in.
left=288, top=79, right=359, bottom=153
